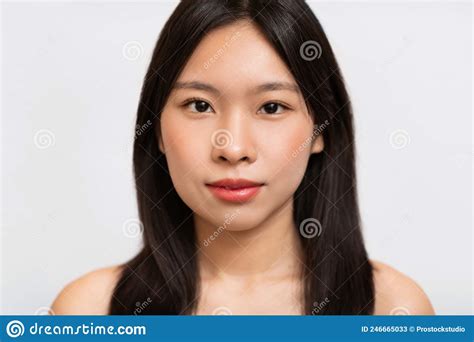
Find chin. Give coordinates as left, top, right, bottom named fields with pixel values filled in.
left=221, top=213, right=269, bottom=233
left=200, top=209, right=266, bottom=233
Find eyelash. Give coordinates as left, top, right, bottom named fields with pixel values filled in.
left=181, top=97, right=291, bottom=114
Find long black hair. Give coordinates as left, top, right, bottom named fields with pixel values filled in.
left=110, top=0, right=374, bottom=315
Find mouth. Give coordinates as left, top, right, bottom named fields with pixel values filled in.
left=205, top=178, right=265, bottom=203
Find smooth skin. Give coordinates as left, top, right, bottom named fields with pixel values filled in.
left=52, top=21, right=434, bottom=315
left=51, top=260, right=434, bottom=315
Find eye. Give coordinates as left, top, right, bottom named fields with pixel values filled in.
left=183, top=98, right=214, bottom=113
left=258, top=102, right=290, bottom=115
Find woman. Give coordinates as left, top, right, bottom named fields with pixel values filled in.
left=52, top=0, right=434, bottom=315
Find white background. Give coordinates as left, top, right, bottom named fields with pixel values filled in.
left=1, top=0, right=472, bottom=314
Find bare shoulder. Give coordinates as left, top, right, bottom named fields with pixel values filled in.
left=370, top=259, right=435, bottom=315
left=51, top=265, right=123, bottom=315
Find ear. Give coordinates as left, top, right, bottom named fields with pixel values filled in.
left=307, top=112, right=325, bottom=154
left=155, top=123, right=165, bottom=154
left=158, top=136, right=165, bottom=154
left=311, top=131, right=324, bottom=154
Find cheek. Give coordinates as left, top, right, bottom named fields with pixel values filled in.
left=159, top=112, right=209, bottom=205
left=264, top=123, right=313, bottom=192
left=160, top=113, right=194, bottom=181
left=160, top=109, right=204, bottom=167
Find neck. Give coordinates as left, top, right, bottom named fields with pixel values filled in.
left=194, top=198, right=304, bottom=282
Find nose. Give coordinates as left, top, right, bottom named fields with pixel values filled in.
left=210, top=113, right=257, bottom=165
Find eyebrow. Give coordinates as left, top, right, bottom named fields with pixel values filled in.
left=254, top=81, right=300, bottom=94
left=173, top=81, right=300, bottom=96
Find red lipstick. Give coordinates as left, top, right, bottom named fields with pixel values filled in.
left=205, top=178, right=265, bottom=203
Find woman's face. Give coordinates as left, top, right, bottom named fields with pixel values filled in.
left=157, top=21, right=324, bottom=231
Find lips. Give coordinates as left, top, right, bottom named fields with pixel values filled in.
left=205, top=178, right=265, bottom=202
left=206, top=178, right=264, bottom=189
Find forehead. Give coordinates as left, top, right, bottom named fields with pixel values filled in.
left=176, top=20, right=297, bottom=92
